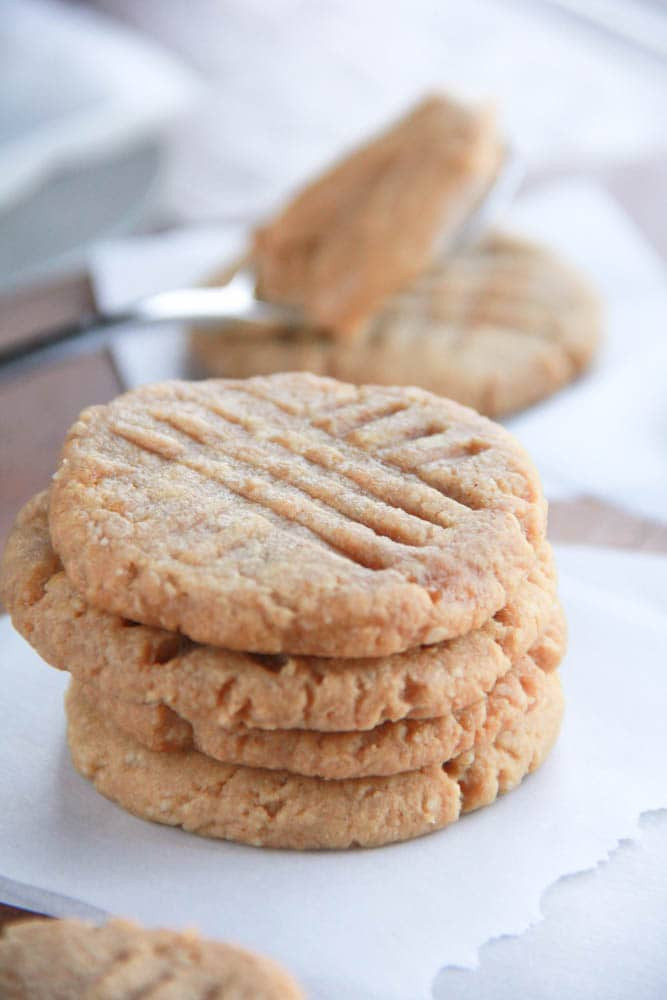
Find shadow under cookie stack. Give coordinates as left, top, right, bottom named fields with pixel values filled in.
left=1, top=372, right=566, bottom=849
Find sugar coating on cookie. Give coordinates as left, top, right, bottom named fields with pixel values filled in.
left=47, top=374, right=544, bottom=656
left=65, top=672, right=563, bottom=850
left=3, top=492, right=561, bottom=736
left=0, top=917, right=303, bottom=999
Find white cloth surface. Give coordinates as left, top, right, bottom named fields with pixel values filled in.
left=0, top=0, right=198, bottom=210
left=1, top=544, right=667, bottom=999
left=92, top=179, right=667, bottom=522
left=502, top=182, right=667, bottom=521
left=90, top=0, right=667, bottom=223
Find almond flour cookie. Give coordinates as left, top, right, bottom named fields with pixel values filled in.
left=0, top=918, right=302, bottom=999
left=75, top=645, right=563, bottom=779
left=253, top=95, right=501, bottom=338
left=66, top=670, right=563, bottom=850
left=191, top=233, right=600, bottom=418
left=3, top=493, right=560, bottom=733
left=48, top=374, right=545, bottom=656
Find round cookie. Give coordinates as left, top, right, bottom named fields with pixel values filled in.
left=0, top=917, right=302, bottom=999
left=47, top=373, right=544, bottom=656
left=66, top=671, right=564, bottom=850
left=3, top=493, right=562, bottom=733
left=75, top=644, right=562, bottom=779
left=191, top=233, right=600, bottom=418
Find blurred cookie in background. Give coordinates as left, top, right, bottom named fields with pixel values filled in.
left=190, top=232, right=600, bottom=418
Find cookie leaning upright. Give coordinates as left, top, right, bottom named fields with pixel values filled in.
left=48, top=373, right=544, bottom=657
left=191, top=92, right=601, bottom=417
left=253, top=94, right=502, bottom=339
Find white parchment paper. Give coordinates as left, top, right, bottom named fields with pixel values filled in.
left=1, top=544, right=666, bottom=999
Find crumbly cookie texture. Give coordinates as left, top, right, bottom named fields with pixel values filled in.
left=253, top=94, right=501, bottom=338
left=66, top=671, right=563, bottom=850
left=47, top=374, right=545, bottom=656
left=192, top=233, right=600, bottom=418
left=75, top=641, right=563, bottom=779
left=3, top=493, right=561, bottom=734
left=0, top=918, right=302, bottom=1000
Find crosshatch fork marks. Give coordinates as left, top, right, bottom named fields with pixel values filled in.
left=146, top=405, right=461, bottom=548
left=112, top=417, right=449, bottom=578
left=221, top=381, right=541, bottom=532
left=108, top=422, right=391, bottom=574
left=177, top=387, right=482, bottom=528
left=310, top=397, right=412, bottom=437
left=49, top=375, right=541, bottom=655
left=106, top=377, right=539, bottom=551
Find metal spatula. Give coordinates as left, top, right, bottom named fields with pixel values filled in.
left=0, top=148, right=523, bottom=378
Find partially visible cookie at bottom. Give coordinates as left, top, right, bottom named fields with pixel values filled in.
left=0, top=916, right=303, bottom=1000
left=66, top=672, right=563, bottom=850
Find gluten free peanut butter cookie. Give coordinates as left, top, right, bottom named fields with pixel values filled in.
left=47, top=374, right=545, bottom=656
left=3, top=493, right=561, bottom=736
left=66, top=669, right=563, bottom=850
left=0, top=918, right=302, bottom=1000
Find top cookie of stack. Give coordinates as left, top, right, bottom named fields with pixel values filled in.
left=2, top=372, right=565, bottom=849
left=48, top=373, right=544, bottom=656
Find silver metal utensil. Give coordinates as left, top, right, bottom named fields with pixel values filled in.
left=0, top=147, right=523, bottom=379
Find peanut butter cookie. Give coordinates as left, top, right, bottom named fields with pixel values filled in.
left=253, top=95, right=501, bottom=338
left=65, top=670, right=563, bottom=850
left=48, top=374, right=544, bottom=656
left=192, top=233, right=600, bottom=418
left=0, top=918, right=302, bottom=999
left=74, top=641, right=564, bottom=779
left=3, top=493, right=560, bottom=735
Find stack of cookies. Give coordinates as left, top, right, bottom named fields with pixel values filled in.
left=1, top=373, right=566, bottom=849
